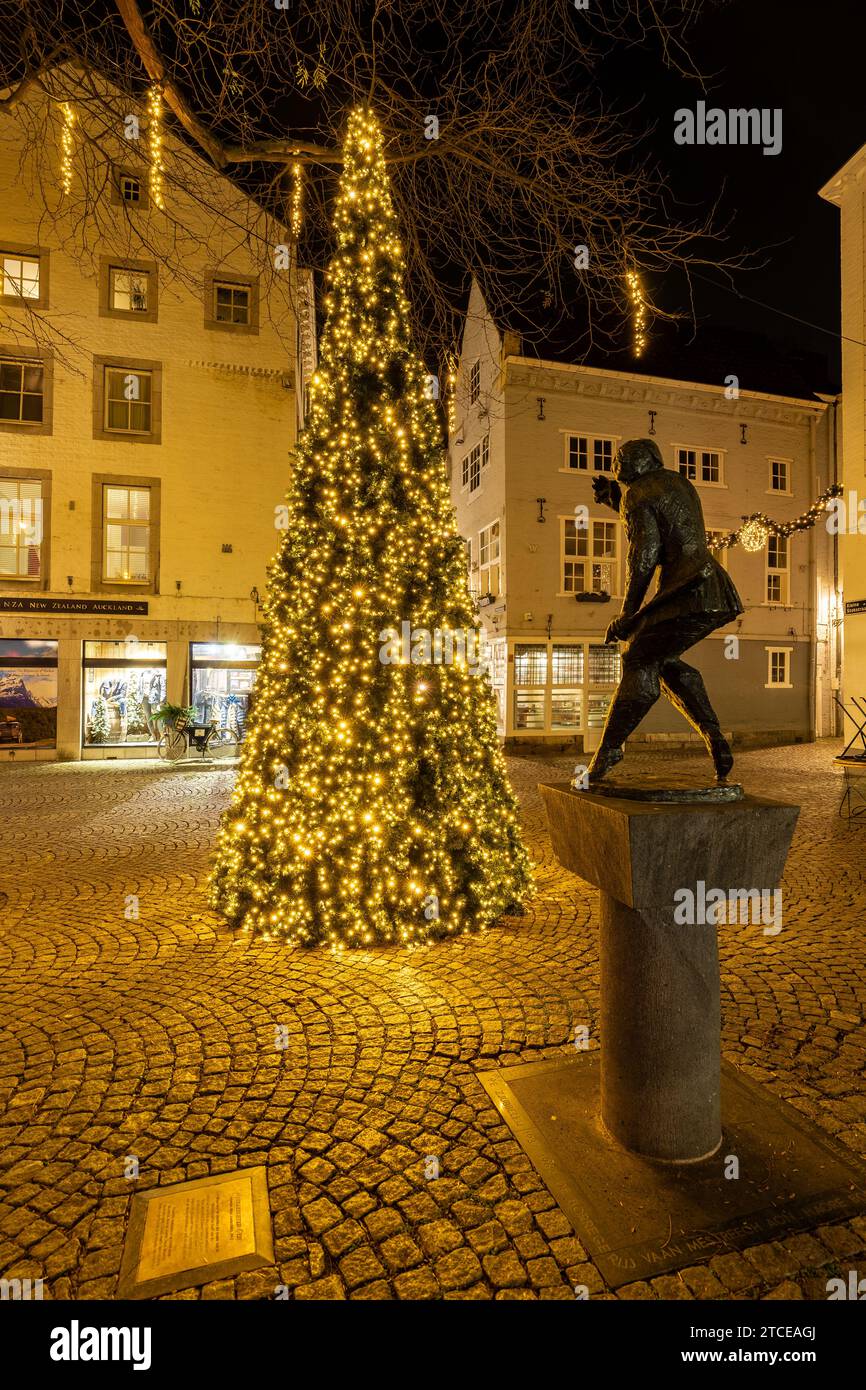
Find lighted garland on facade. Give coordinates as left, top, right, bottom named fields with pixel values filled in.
left=210, top=107, right=532, bottom=949
left=706, top=482, right=843, bottom=553
left=147, top=85, right=164, bottom=209
left=59, top=102, right=75, bottom=195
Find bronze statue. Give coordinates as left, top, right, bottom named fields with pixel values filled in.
left=587, top=438, right=744, bottom=784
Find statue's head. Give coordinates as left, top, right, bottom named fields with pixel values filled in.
left=614, top=438, right=665, bottom=484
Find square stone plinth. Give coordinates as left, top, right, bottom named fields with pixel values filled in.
left=478, top=1055, right=866, bottom=1289
left=540, top=783, right=799, bottom=908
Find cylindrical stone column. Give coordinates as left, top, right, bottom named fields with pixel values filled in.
left=599, top=893, right=721, bottom=1162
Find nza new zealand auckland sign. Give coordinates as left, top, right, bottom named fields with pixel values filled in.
left=0, top=598, right=149, bottom=615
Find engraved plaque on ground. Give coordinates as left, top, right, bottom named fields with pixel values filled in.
left=138, top=1176, right=255, bottom=1282
left=119, top=1167, right=274, bottom=1298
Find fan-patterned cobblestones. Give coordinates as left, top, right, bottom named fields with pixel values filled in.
left=1, top=741, right=864, bottom=1300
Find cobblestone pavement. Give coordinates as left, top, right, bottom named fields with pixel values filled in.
left=1, top=741, right=865, bottom=1301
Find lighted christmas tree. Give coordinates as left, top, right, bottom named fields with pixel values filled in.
left=210, top=108, right=531, bottom=947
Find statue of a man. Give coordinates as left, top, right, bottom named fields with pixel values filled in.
left=587, top=438, right=744, bottom=784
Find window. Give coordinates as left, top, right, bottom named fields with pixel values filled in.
left=102, top=485, right=151, bottom=583
left=93, top=357, right=162, bottom=444
left=706, top=529, right=729, bottom=571
left=562, top=518, right=618, bottom=594
left=205, top=269, right=259, bottom=333
left=766, top=647, right=793, bottom=689
left=565, top=434, right=615, bottom=472
left=551, top=644, right=584, bottom=730
left=468, top=359, right=481, bottom=404
left=104, top=367, right=152, bottom=435
left=677, top=447, right=723, bottom=485
left=0, top=640, right=58, bottom=748
left=214, top=282, right=250, bottom=325
left=461, top=434, right=489, bottom=493
left=589, top=643, right=622, bottom=684
left=0, top=244, right=48, bottom=309
left=769, top=459, right=791, bottom=493
left=478, top=520, right=500, bottom=597
left=99, top=259, right=158, bottom=323
left=766, top=533, right=789, bottom=605
left=2, top=254, right=39, bottom=301
left=111, top=269, right=148, bottom=313
left=191, top=643, right=261, bottom=743
left=513, top=644, right=547, bottom=730
left=0, top=477, right=43, bottom=578
left=121, top=175, right=142, bottom=203
left=0, top=357, right=44, bottom=425
left=82, top=641, right=167, bottom=748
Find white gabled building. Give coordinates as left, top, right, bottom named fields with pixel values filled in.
left=0, top=69, right=315, bottom=761
left=449, top=281, right=839, bottom=750
left=820, top=148, right=866, bottom=727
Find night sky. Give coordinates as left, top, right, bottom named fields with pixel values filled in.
left=591, top=0, right=866, bottom=392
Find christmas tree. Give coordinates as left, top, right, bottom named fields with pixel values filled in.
left=210, top=108, right=531, bottom=947
left=87, top=696, right=109, bottom=745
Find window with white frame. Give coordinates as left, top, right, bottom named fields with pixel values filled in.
left=468, top=359, right=481, bottom=404
left=103, top=484, right=151, bottom=583
left=513, top=643, right=547, bottom=730
left=565, top=434, right=615, bottom=472
left=478, top=520, right=500, bottom=596
left=0, top=477, right=43, bottom=578
left=766, top=647, right=793, bottom=688
left=562, top=517, right=617, bottom=594
left=769, top=458, right=791, bottom=493
left=2, top=252, right=40, bottom=301
left=551, top=644, right=584, bottom=729
left=706, top=529, right=729, bottom=571
left=766, top=533, right=789, bottom=604
left=110, top=267, right=150, bottom=313
left=677, top=446, right=723, bottom=485
left=461, top=434, right=489, bottom=492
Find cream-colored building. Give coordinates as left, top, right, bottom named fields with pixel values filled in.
left=450, top=281, right=839, bottom=749
left=0, top=72, right=312, bottom=760
left=820, top=150, right=866, bottom=721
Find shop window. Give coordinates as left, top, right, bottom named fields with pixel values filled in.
left=190, top=642, right=261, bottom=743
left=513, top=643, right=547, bottom=731
left=0, top=477, right=43, bottom=578
left=82, top=640, right=167, bottom=747
left=0, top=639, right=57, bottom=749
left=588, top=643, right=622, bottom=684
left=551, top=644, right=584, bottom=730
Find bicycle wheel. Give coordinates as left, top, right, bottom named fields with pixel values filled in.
left=158, top=729, right=186, bottom=761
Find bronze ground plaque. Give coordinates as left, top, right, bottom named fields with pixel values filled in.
left=478, top=1055, right=866, bottom=1289
left=118, top=1167, right=274, bottom=1299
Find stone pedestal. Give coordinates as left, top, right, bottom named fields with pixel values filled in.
left=540, top=784, right=799, bottom=1162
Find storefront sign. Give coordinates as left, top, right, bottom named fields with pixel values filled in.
left=0, top=597, right=149, bottom=615
left=845, top=599, right=866, bottom=615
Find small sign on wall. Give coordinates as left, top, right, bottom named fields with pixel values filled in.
left=844, top=599, right=866, bottom=615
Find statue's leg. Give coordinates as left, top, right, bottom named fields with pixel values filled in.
left=587, top=658, right=662, bottom=783
left=660, top=656, right=734, bottom=781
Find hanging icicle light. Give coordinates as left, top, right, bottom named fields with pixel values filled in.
left=147, top=84, right=164, bottom=209
left=625, top=267, right=648, bottom=356
left=445, top=351, right=458, bottom=435
left=59, top=102, right=75, bottom=195
left=290, top=161, right=303, bottom=238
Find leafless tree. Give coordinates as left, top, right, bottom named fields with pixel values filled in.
left=0, top=0, right=737, bottom=368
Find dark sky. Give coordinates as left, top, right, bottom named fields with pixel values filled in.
left=599, top=0, right=866, bottom=390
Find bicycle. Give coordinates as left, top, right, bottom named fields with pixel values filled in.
left=157, top=715, right=225, bottom=761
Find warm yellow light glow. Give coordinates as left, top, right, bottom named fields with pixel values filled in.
left=59, top=102, right=75, bottom=195
left=148, top=85, right=164, bottom=210
left=625, top=267, right=648, bottom=356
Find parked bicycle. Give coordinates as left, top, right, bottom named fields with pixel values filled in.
left=153, top=705, right=233, bottom=761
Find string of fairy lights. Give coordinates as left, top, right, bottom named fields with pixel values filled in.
left=625, top=267, right=648, bottom=356
left=56, top=86, right=164, bottom=206
left=706, top=483, right=843, bottom=553
left=210, top=106, right=531, bottom=948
